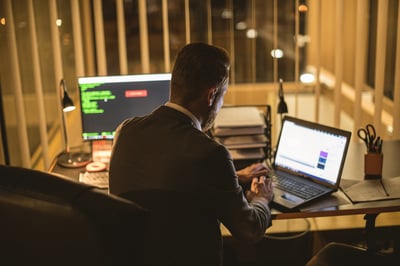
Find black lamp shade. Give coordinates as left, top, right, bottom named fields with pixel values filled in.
left=278, top=99, right=288, bottom=114
left=62, top=91, right=76, bottom=112
left=277, top=79, right=288, bottom=114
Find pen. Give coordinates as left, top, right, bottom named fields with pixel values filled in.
left=380, top=179, right=390, bottom=196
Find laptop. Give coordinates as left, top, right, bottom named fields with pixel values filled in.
left=270, top=116, right=351, bottom=210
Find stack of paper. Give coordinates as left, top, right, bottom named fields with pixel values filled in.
left=213, top=106, right=266, bottom=136
left=213, top=106, right=268, bottom=161
left=214, top=134, right=268, bottom=149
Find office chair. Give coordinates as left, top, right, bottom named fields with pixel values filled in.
left=0, top=165, right=147, bottom=265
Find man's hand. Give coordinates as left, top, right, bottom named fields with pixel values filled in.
left=237, top=162, right=270, bottom=184
left=246, top=176, right=274, bottom=204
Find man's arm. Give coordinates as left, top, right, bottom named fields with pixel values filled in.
left=209, top=145, right=274, bottom=243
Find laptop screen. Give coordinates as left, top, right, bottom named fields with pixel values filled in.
left=274, top=116, right=351, bottom=186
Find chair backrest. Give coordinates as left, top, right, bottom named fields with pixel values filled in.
left=0, top=165, right=147, bottom=266
left=119, top=189, right=224, bottom=265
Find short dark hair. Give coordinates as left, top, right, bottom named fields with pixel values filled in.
left=170, top=42, right=230, bottom=103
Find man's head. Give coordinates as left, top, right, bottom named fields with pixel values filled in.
left=170, top=42, right=230, bottom=131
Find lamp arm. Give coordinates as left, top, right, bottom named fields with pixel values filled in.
left=279, top=78, right=284, bottom=99
left=61, top=110, right=70, bottom=153
left=60, top=79, right=70, bottom=153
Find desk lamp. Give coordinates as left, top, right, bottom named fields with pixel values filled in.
left=57, top=79, right=91, bottom=168
left=277, top=78, right=288, bottom=123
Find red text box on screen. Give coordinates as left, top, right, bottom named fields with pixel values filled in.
left=125, top=90, right=148, bottom=98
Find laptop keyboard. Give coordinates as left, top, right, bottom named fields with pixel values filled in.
left=272, top=172, right=325, bottom=200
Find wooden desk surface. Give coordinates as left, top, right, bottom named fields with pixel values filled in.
left=50, top=161, right=85, bottom=181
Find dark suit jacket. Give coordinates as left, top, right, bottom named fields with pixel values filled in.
left=109, top=105, right=271, bottom=266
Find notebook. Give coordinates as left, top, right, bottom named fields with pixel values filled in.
left=270, top=116, right=351, bottom=210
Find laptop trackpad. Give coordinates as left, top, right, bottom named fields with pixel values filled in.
left=281, top=193, right=303, bottom=203
left=274, top=189, right=304, bottom=209
left=272, top=189, right=306, bottom=209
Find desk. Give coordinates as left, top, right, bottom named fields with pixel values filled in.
left=50, top=140, right=400, bottom=218
left=50, top=140, right=400, bottom=250
left=269, top=140, right=400, bottom=252
left=50, top=160, right=87, bottom=181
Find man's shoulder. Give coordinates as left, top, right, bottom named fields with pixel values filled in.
left=118, top=107, right=165, bottom=129
left=190, top=131, right=231, bottom=157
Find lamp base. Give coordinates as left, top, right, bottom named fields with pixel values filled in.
left=57, top=152, right=92, bottom=168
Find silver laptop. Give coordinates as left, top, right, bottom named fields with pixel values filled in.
left=271, top=116, right=351, bottom=210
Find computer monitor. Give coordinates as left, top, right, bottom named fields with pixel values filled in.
left=78, top=73, right=171, bottom=141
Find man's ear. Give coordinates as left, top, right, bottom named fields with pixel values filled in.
left=208, top=88, right=217, bottom=107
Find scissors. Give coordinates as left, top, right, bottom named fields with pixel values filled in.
left=357, top=124, right=377, bottom=151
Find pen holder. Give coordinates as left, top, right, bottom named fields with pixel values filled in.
left=364, top=152, right=383, bottom=179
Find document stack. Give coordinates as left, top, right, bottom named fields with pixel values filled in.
left=213, top=106, right=268, bottom=168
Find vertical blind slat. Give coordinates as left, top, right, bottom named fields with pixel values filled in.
left=228, top=0, right=235, bottom=85
left=373, top=0, right=389, bottom=135
left=27, top=0, right=50, bottom=168
left=353, top=0, right=369, bottom=139
left=294, top=0, right=300, bottom=117
left=334, top=0, right=344, bottom=127
left=71, top=0, right=85, bottom=77
left=116, top=0, right=128, bottom=75
left=273, top=0, right=278, bottom=84
left=162, top=0, right=171, bottom=72
left=207, top=0, right=212, bottom=44
left=5, top=0, right=31, bottom=167
left=93, top=0, right=107, bottom=75
left=138, top=0, right=150, bottom=73
left=314, top=0, right=321, bottom=123
left=185, top=0, right=191, bottom=44
left=251, top=0, right=256, bottom=82
left=49, top=0, right=66, bottom=154
left=82, top=1, right=95, bottom=76
left=392, top=1, right=400, bottom=139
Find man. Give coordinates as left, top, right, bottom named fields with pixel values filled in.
left=109, top=42, right=274, bottom=266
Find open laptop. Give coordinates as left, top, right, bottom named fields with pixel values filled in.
left=271, top=116, right=351, bottom=210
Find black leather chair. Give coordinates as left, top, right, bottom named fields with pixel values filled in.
left=0, top=165, right=147, bottom=266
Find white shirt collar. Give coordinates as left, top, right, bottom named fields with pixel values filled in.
left=165, top=102, right=202, bottom=131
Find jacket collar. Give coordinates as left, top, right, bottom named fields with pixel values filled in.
left=164, top=102, right=202, bottom=131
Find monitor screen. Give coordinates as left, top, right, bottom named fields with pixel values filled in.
left=78, top=73, right=171, bottom=140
